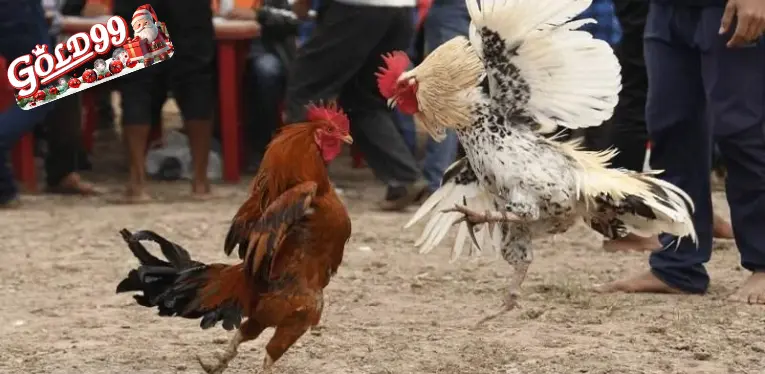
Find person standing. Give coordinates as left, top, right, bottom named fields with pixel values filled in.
left=286, top=0, right=428, bottom=211
left=597, top=0, right=765, bottom=304
left=112, top=0, right=216, bottom=203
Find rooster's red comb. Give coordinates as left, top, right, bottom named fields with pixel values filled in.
left=305, top=101, right=350, bottom=132
left=375, top=51, right=410, bottom=99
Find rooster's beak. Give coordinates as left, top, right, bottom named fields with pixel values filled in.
left=387, top=97, right=397, bottom=109
left=341, top=134, right=353, bottom=144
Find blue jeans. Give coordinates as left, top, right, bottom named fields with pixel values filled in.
left=0, top=0, right=54, bottom=203
left=396, top=0, right=467, bottom=192
left=645, top=2, right=765, bottom=293
left=246, top=41, right=286, bottom=157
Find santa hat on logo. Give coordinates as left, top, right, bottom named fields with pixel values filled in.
left=132, top=4, right=158, bottom=27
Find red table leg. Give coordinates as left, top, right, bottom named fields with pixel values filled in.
left=235, top=41, right=249, bottom=169
left=81, top=90, right=96, bottom=153
left=11, top=134, right=37, bottom=193
left=218, top=40, right=241, bottom=183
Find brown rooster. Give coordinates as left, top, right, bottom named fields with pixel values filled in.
left=116, top=103, right=353, bottom=373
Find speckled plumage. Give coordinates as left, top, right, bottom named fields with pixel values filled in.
left=403, top=0, right=696, bottom=320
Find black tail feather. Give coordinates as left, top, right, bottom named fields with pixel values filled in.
left=130, top=229, right=200, bottom=269
left=119, top=229, right=170, bottom=267
left=116, top=228, right=243, bottom=331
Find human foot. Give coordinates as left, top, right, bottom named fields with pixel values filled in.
left=190, top=180, right=213, bottom=200
left=603, top=234, right=661, bottom=252
left=0, top=196, right=21, bottom=209
left=108, top=186, right=152, bottom=205
left=728, top=272, right=765, bottom=305
left=594, top=271, right=685, bottom=294
left=378, top=179, right=428, bottom=211
left=46, top=173, right=104, bottom=196
left=713, top=213, right=734, bottom=239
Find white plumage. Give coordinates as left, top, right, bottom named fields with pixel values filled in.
left=387, top=0, right=697, bottom=324
left=466, top=0, right=622, bottom=133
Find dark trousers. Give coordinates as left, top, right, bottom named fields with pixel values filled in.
left=645, top=2, right=765, bottom=293
left=606, top=0, right=650, bottom=171
left=0, top=0, right=54, bottom=202
left=41, top=94, right=85, bottom=187
left=284, top=1, right=421, bottom=185
left=244, top=40, right=286, bottom=163
left=114, top=0, right=215, bottom=125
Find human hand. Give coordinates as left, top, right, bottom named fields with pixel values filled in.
left=226, top=7, right=257, bottom=20
left=719, top=0, right=765, bottom=47
left=292, top=0, right=312, bottom=20
left=81, top=2, right=110, bottom=17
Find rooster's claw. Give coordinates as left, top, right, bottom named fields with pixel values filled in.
left=197, top=353, right=229, bottom=374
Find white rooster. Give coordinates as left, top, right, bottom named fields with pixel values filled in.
left=376, top=0, right=697, bottom=324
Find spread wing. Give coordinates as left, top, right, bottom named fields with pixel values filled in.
left=405, top=157, right=501, bottom=261
left=466, top=0, right=621, bottom=133
left=225, top=181, right=318, bottom=278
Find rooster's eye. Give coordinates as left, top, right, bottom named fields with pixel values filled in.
left=326, top=127, right=334, bottom=133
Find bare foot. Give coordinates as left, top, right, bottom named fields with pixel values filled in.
left=190, top=181, right=213, bottom=200
left=107, top=187, right=153, bottom=205
left=594, top=271, right=685, bottom=294
left=603, top=234, right=661, bottom=252
left=728, top=272, right=765, bottom=305
left=47, top=173, right=104, bottom=196
left=713, top=213, right=734, bottom=239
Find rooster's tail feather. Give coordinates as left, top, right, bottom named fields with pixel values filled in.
left=557, top=141, right=697, bottom=244
left=116, top=229, right=250, bottom=331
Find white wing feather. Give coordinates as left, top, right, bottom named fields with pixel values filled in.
left=405, top=160, right=501, bottom=262
left=466, top=0, right=621, bottom=133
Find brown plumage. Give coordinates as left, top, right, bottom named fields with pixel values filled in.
left=116, top=105, right=353, bottom=373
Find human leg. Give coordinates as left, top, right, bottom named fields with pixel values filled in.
left=338, top=6, right=427, bottom=209
left=284, top=2, right=424, bottom=208
left=161, top=0, right=216, bottom=196
left=283, top=1, right=393, bottom=123
left=0, top=0, right=55, bottom=205
left=247, top=47, right=285, bottom=167
left=599, top=4, right=712, bottom=295
left=698, top=7, right=765, bottom=302
left=416, top=0, right=469, bottom=193
left=111, top=0, right=156, bottom=202
left=605, top=0, right=649, bottom=170
left=42, top=94, right=101, bottom=195
left=717, top=125, right=765, bottom=304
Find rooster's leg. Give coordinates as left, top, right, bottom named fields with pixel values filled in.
left=476, top=224, right=533, bottom=327
left=262, top=323, right=311, bottom=373
left=197, top=321, right=265, bottom=374
left=443, top=202, right=522, bottom=225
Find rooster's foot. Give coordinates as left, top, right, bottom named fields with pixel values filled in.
left=442, top=201, right=520, bottom=226
left=473, top=289, right=521, bottom=328
left=443, top=199, right=521, bottom=253
left=262, top=354, right=275, bottom=373
left=197, top=349, right=237, bottom=374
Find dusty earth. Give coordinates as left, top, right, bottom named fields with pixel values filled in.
left=1, top=113, right=764, bottom=373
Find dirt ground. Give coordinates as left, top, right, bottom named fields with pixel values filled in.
left=2, top=126, right=764, bottom=374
